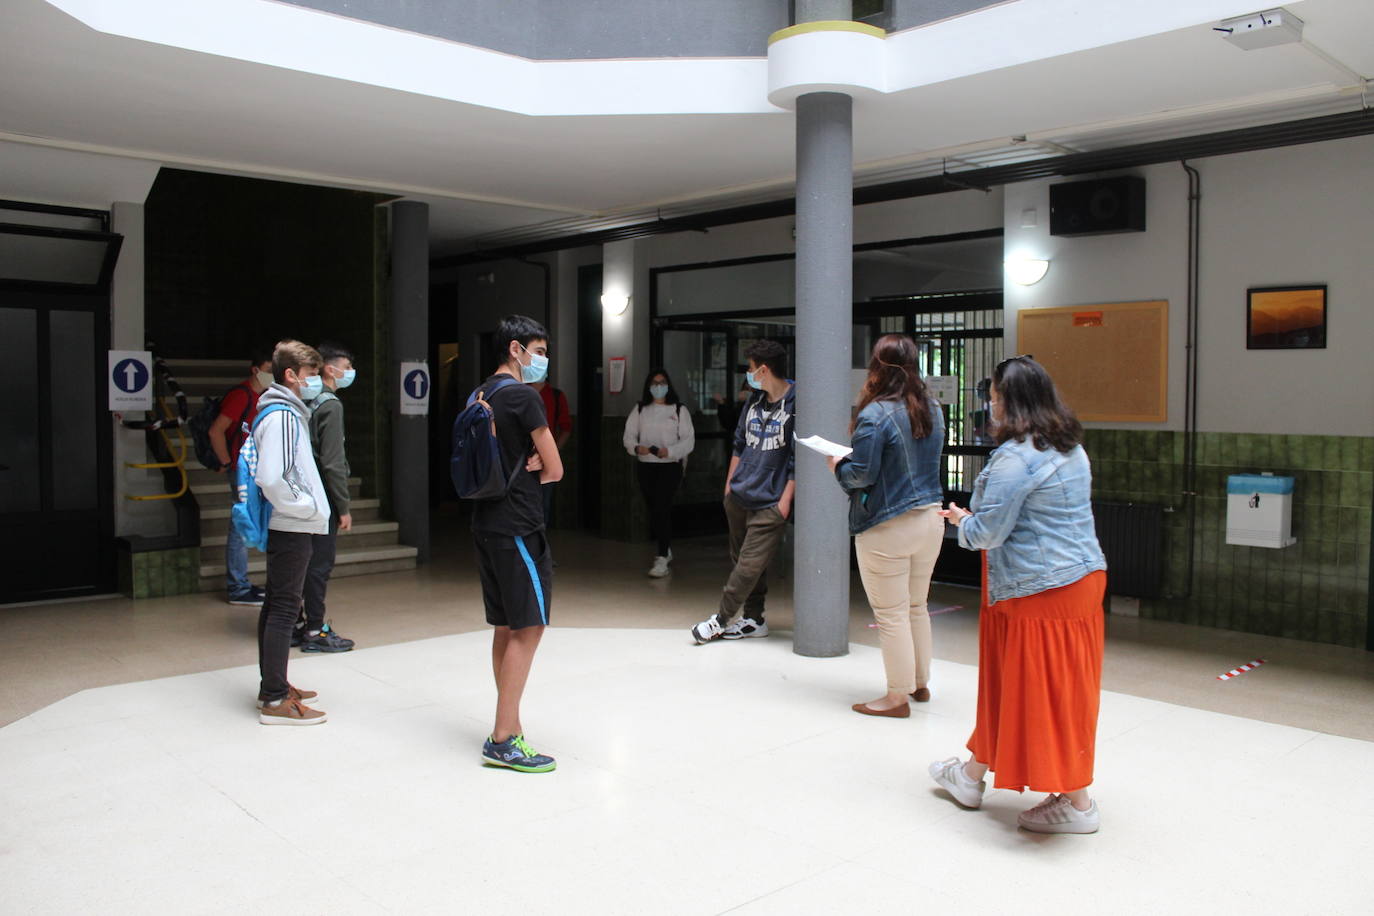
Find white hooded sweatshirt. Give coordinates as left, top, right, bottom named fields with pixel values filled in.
left=254, top=383, right=331, bottom=535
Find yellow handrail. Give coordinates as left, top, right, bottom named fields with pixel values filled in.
left=125, top=396, right=191, bottom=500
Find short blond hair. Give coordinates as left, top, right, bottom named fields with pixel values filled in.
left=272, top=339, right=323, bottom=384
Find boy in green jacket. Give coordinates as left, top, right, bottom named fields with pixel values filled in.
left=297, top=341, right=358, bottom=652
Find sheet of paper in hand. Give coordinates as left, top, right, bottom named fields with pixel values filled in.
left=797, top=435, right=853, bottom=459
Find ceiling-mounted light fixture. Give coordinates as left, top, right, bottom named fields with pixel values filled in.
left=1214, top=8, right=1303, bottom=50
left=600, top=292, right=630, bottom=315
left=1005, top=257, right=1050, bottom=286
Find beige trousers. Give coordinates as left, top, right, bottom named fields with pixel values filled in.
left=854, top=504, right=944, bottom=694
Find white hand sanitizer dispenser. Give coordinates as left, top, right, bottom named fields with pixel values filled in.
left=1225, top=473, right=1296, bottom=548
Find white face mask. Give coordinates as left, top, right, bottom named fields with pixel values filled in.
left=256, top=371, right=274, bottom=389
left=650, top=384, right=669, bottom=400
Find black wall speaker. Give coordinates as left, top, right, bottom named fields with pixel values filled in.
left=1049, top=175, right=1146, bottom=237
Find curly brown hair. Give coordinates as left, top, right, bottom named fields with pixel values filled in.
left=853, top=334, right=935, bottom=439
left=991, top=355, right=1082, bottom=452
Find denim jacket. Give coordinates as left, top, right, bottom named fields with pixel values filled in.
left=835, top=398, right=944, bottom=535
left=958, top=437, right=1106, bottom=604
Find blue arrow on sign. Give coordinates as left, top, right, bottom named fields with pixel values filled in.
left=404, top=369, right=429, bottom=400
left=113, top=358, right=150, bottom=393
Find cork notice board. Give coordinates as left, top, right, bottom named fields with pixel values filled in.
left=1016, top=300, right=1168, bottom=422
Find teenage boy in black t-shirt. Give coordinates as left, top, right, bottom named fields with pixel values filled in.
left=474, top=315, right=564, bottom=773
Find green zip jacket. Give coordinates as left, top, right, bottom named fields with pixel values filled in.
left=308, top=391, right=351, bottom=518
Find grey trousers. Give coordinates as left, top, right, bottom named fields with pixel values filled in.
left=717, top=493, right=787, bottom=625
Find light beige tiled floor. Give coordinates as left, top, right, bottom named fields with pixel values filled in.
left=5, top=522, right=1374, bottom=914
left=3, top=525, right=1373, bottom=739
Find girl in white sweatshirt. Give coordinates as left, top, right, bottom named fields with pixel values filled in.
left=622, top=369, right=695, bottom=577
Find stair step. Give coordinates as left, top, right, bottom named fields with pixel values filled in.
left=200, top=521, right=400, bottom=556
left=192, top=479, right=363, bottom=507
left=198, top=544, right=419, bottom=587
left=200, top=497, right=381, bottom=522
left=198, top=499, right=382, bottom=537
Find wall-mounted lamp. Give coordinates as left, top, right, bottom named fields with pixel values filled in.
left=600, top=292, right=631, bottom=316
left=1005, top=257, right=1050, bottom=286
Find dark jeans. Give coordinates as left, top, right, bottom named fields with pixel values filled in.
left=717, top=492, right=786, bottom=625
left=637, top=462, right=682, bottom=557
left=302, top=512, right=339, bottom=632
left=257, top=529, right=314, bottom=701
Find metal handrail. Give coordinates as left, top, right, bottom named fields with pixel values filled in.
left=125, top=395, right=190, bottom=500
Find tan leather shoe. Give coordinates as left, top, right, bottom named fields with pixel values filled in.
left=258, top=697, right=327, bottom=726
left=851, top=701, right=910, bottom=718
left=256, top=684, right=319, bottom=709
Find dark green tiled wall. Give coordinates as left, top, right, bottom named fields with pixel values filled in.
left=119, top=547, right=200, bottom=599
left=1083, top=430, right=1373, bottom=648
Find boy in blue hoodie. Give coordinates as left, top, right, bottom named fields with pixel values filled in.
left=692, top=339, right=795, bottom=644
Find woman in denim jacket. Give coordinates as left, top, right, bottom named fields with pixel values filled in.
left=929, top=356, right=1108, bottom=835
left=828, top=335, right=945, bottom=717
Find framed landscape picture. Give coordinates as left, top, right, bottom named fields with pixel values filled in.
left=1247, top=285, right=1327, bottom=349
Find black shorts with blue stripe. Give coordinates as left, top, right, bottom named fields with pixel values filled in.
left=474, top=530, right=553, bottom=630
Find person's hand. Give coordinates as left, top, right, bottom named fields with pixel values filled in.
left=778, top=493, right=793, bottom=519
left=636, top=445, right=650, bottom=456
left=213, top=465, right=227, bottom=474
left=938, top=501, right=971, bottom=526
left=526, top=452, right=544, bottom=472
left=711, top=393, right=725, bottom=405
left=724, top=480, right=732, bottom=497
left=650, top=446, right=664, bottom=458
left=826, top=455, right=841, bottom=473
left=338, top=513, right=353, bottom=532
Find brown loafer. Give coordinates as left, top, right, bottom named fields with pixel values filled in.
left=851, top=701, right=910, bottom=718
left=911, top=688, right=931, bottom=703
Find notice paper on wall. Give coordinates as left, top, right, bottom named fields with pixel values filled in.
left=608, top=356, right=626, bottom=394
left=925, top=375, right=958, bottom=405
left=797, top=435, right=853, bottom=459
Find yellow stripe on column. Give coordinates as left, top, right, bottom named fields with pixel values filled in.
left=767, top=20, right=886, bottom=45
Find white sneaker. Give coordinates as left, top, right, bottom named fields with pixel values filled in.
left=691, top=616, right=724, bottom=644
left=648, top=556, right=671, bottom=578
left=721, top=617, right=768, bottom=640
left=1017, top=794, right=1100, bottom=834
left=928, top=757, right=986, bottom=809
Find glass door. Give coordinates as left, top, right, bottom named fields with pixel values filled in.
left=0, top=291, right=114, bottom=602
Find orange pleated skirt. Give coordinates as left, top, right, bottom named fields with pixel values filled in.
left=966, top=555, right=1107, bottom=793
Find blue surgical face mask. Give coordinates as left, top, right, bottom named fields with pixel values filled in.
left=519, top=344, right=549, bottom=384
left=298, top=374, right=323, bottom=401
left=336, top=368, right=357, bottom=389
left=650, top=384, right=669, bottom=400
left=746, top=370, right=763, bottom=391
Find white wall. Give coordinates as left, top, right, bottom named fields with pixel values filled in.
left=1004, top=134, right=1374, bottom=437
left=600, top=239, right=651, bottom=417
left=110, top=201, right=177, bottom=538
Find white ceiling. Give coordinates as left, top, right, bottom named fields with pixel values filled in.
left=1, top=0, right=1369, bottom=255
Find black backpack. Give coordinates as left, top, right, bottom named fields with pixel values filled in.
left=451, top=376, right=522, bottom=500
left=189, top=383, right=253, bottom=472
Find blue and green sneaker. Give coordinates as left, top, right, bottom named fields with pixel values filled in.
left=481, top=734, right=557, bottom=773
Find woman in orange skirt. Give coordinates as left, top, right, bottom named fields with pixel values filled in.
left=930, top=356, right=1107, bottom=834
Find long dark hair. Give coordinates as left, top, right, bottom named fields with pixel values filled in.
left=638, top=367, right=682, bottom=408
left=853, top=334, right=933, bottom=439
left=991, top=355, right=1082, bottom=452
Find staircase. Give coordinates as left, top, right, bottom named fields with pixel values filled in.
left=162, top=359, right=419, bottom=592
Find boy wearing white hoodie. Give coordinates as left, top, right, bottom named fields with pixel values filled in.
left=255, top=340, right=332, bottom=725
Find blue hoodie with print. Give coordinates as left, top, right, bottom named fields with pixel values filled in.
left=728, top=384, right=796, bottom=511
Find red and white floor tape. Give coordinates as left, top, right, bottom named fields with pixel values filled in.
left=1217, top=658, right=1266, bottom=681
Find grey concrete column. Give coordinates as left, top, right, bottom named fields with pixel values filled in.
left=795, top=0, right=852, bottom=21
left=390, top=200, right=430, bottom=562
left=792, top=90, right=854, bottom=658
